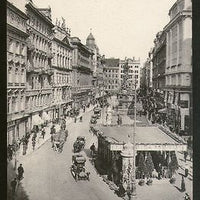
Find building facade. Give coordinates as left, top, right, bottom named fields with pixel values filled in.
left=7, top=1, right=29, bottom=145
left=86, top=32, right=104, bottom=100
left=119, top=58, right=141, bottom=90
left=25, top=1, right=54, bottom=131
left=51, top=18, right=73, bottom=119
left=103, top=58, right=120, bottom=93
left=164, top=0, right=192, bottom=134
left=70, top=37, right=94, bottom=109
left=152, top=31, right=166, bottom=91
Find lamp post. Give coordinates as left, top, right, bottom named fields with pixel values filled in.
left=129, top=77, right=137, bottom=199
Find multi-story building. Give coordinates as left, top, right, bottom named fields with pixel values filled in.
left=86, top=32, right=104, bottom=101
left=152, top=31, right=166, bottom=91
left=25, top=1, right=54, bottom=131
left=7, top=1, right=29, bottom=145
left=103, top=58, right=120, bottom=94
left=119, top=58, right=141, bottom=90
left=164, top=0, right=192, bottom=134
left=51, top=18, right=73, bottom=119
left=70, top=37, right=94, bottom=109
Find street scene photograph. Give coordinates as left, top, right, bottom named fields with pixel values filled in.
left=7, top=0, right=192, bottom=199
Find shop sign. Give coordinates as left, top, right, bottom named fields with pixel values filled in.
left=110, top=144, right=123, bottom=151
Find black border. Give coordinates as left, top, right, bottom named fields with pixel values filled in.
left=0, top=0, right=7, bottom=199
left=0, top=0, right=199, bottom=200
left=193, top=0, right=200, bottom=199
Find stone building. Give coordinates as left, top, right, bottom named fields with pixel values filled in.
left=86, top=32, right=104, bottom=101
left=25, top=1, right=54, bottom=131
left=164, top=0, right=192, bottom=134
left=119, top=58, right=141, bottom=90
left=7, top=1, right=29, bottom=145
left=152, top=31, right=166, bottom=91
left=51, top=18, right=73, bottom=119
left=70, top=37, right=94, bottom=109
left=103, top=58, right=120, bottom=94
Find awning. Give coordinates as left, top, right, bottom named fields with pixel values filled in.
left=32, top=114, right=44, bottom=127
left=158, top=108, right=167, bottom=114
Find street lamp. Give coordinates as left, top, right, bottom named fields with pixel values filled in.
left=128, top=77, right=137, bottom=199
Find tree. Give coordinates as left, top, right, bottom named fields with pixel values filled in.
left=136, top=153, right=148, bottom=179
left=145, top=152, right=155, bottom=178
left=168, top=151, right=179, bottom=178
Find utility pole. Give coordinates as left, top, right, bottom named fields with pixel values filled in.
left=129, top=74, right=137, bottom=199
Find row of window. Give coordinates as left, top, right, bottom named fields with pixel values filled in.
left=32, top=55, right=49, bottom=69
left=104, top=69, right=118, bottom=73
left=165, top=74, right=191, bottom=86
left=7, top=96, right=25, bottom=114
left=53, top=74, right=71, bottom=85
left=28, top=14, right=52, bottom=37
left=26, top=94, right=51, bottom=110
left=27, top=75, right=50, bottom=90
left=121, top=65, right=139, bottom=69
left=7, top=67, right=25, bottom=84
left=31, top=33, right=51, bottom=53
left=8, top=39, right=26, bottom=56
left=53, top=54, right=71, bottom=69
left=121, top=70, right=139, bottom=73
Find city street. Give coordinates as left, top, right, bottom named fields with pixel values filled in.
left=17, top=109, right=121, bottom=200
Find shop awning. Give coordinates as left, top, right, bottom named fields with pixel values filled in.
left=42, top=112, right=51, bottom=121
left=158, top=108, right=167, bottom=114
left=32, top=115, right=44, bottom=127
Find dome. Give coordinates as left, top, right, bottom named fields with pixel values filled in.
left=87, top=32, right=95, bottom=41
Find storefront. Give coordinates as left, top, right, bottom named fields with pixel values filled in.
left=95, top=125, right=187, bottom=185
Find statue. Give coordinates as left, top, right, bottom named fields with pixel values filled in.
left=61, top=17, right=66, bottom=30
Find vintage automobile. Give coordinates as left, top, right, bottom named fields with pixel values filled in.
left=70, top=153, right=90, bottom=181
left=90, top=115, right=97, bottom=124
left=73, top=136, right=86, bottom=153
left=93, top=108, right=101, bottom=119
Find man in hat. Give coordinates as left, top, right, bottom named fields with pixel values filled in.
left=17, top=164, right=24, bottom=180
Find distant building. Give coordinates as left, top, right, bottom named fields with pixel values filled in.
left=70, top=37, right=94, bottom=109
left=7, top=1, right=29, bottom=145
left=152, top=31, right=166, bottom=91
left=119, top=58, right=141, bottom=90
left=103, top=58, right=120, bottom=93
left=86, top=32, right=104, bottom=100
left=164, top=0, right=192, bottom=134
left=25, top=1, right=54, bottom=131
left=51, top=18, right=73, bottom=119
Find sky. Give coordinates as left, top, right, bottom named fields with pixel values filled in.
left=11, top=0, right=176, bottom=65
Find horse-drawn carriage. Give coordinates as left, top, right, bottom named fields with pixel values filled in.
left=70, top=153, right=90, bottom=181
left=73, top=136, right=86, bottom=153
left=53, top=129, right=68, bottom=153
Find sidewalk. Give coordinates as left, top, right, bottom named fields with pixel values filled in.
left=14, top=104, right=95, bottom=162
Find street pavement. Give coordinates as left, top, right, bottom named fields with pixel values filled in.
left=11, top=99, right=193, bottom=200
left=16, top=108, right=121, bottom=200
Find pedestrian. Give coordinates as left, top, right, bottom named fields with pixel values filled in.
left=32, top=139, right=36, bottom=150
left=10, top=178, right=17, bottom=197
left=74, top=117, right=77, bottom=123
left=184, top=151, right=188, bottom=162
left=181, top=176, right=186, bottom=192
left=41, top=127, right=45, bottom=139
left=185, top=163, right=189, bottom=177
left=90, top=143, right=96, bottom=157
left=17, top=164, right=24, bottom=180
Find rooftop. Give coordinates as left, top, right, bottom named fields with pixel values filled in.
left=95, top=125, right=184, bottom=145
left=104, top=58, right=120, bottom=68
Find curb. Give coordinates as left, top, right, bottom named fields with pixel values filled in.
left=17, top=106, right=95, bottom=161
